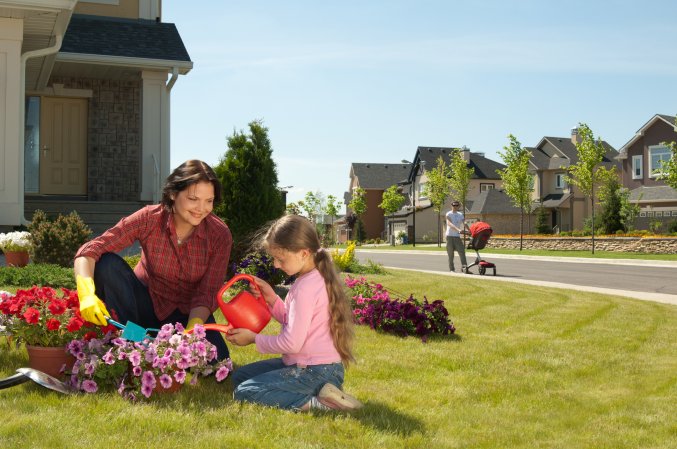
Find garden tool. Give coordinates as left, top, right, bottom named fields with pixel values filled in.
left=0, top=368, right=73, bottom=394
left=107, top=318, right=160, bottom=343
left=187, top=273, right=271, bottom=335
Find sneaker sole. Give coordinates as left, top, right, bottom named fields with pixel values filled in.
left=318, top=383, right=363, bottom=411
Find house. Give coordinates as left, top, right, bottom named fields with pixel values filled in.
left=616, top=114, right=677, bottom=229
left=0, top=0, right=191, bottom=233
left=342, top=162, right=412, bottom=241
left=389, top=146, right=506, bottom=243
left=467, top=189, right=523, bottom=234
left=528, top=128, right=619, bottom=232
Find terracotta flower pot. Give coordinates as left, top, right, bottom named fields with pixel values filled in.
left=26, top=345, right=75, bottom=379
left=153, top=374, right=182, bottom=394
left=4, top=251, right=29, bottom=267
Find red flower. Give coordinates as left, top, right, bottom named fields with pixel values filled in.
left=67, top=316, right=84, bottom=332
left=46, top=318, right=61, bottom=331
left=48, top=299, right=67, bottom=315
left=83, top=331, right=98, bottom=341
left=23, top=307, right=40, bottom=324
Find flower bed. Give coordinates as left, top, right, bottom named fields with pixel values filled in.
left=345, top=276, right=455, bottom=341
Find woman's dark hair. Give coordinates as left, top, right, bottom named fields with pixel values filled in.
left=160, top=160, right=222, bottom=211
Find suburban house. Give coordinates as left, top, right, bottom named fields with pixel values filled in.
left=387, top=146, right=507, bottom=243
left=528, top=129, right=619, bottom=232
left=0, top=0, right=191, bottom=233
left=616, top=114, right=677, bottom=229
left=341, top=162, right=412, bottom=242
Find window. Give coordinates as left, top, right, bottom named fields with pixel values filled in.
left=555, top=173, right=566, bottom=189
left=480, top=183, right=495, bottom=192
left=418, top=182, right=428, bottom=200
left=632, top=155, right=643, bottom=180
left=649, top=145, right=671, bottom=178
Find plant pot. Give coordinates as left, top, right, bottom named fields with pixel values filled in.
left=153, top=374, right=182, bottom=394
left=4, top=251, right=29, bottom=267
left=25, top=345, right=75, bottom=379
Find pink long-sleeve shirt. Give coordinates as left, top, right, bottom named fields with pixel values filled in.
left=254, top=268, right=341, bottom=366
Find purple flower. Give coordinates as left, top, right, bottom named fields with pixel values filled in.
left=82, top=380, right=98, bottom=393
left=141, top=383, right=153, bottom=398
left=102, top=350, right=116, bottom=365
left=132, top=366, right=142, bottom=377
left=128, top=350, right=142, bottom=367
left=158, top=374, right=172, bottom=389
left=174, top=370, right=186, bottom=384
left=141, top=370, right=156, bottom=388
left=215, top=366, right=230, bottom=382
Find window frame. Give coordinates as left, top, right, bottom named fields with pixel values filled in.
left=631, top=154, right=643, bottom=180
left=480, top=183, right=495, bottom=192
left=555, top=173, right=566, bottom=189
left=648, top=145, right=671, bottom=178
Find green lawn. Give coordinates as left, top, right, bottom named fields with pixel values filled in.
left=1, top=270, right=676, bottom=449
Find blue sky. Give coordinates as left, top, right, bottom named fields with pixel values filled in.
left=164, top=0, right=677, bottom=206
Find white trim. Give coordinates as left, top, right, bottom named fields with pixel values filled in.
left=56, top=52, right=193, bottom=74
left=648, top=145, right=670, bottom=178
left=619, top=114, right=676, bottom=154
left=80, top=0, right=119, bottom=5
left=27, top=83, right=92, bottom=98
left=0, top=0, right=77, bottom=11
left=632, top=154, right=643, bottom=180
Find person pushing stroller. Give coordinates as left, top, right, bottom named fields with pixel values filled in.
left=445, top=201, right=469, bottom=273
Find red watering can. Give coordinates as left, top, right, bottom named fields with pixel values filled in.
left=186, top=273, right=271, bottom=335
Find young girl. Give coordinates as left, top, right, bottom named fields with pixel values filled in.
left=225, top=215, right=362, bottom=411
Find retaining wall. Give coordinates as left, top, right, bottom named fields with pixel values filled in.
left=486, top=237, right=677, bottom=254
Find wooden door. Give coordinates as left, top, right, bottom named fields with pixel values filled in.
left=39, top=97, right=87, bottom=195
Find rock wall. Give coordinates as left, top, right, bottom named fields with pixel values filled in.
left=485, top=237, right=677, bottom=254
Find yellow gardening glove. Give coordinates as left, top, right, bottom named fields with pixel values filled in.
left=76, top=275, right=110, bottom=326
left=186, top=317, right=204, bottom=331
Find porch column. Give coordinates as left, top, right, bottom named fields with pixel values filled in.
left=0, top=19, right=23, bottom=226
left=140, top=70, right=170, bottom=203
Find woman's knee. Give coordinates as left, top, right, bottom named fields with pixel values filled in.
left=94, top=253, right=130, bottom=280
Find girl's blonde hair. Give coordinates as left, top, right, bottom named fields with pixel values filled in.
left=263, top=215, right=355, bottom=366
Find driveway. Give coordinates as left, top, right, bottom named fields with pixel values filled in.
left=354, top=249, right=677, bottom=306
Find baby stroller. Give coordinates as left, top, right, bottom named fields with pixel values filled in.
left=464, top=221, right=496, bottom=275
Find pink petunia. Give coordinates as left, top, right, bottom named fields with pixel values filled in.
left=215, top=366, right=230, bottom=382
left=158, top=374, right=172, bottom=389
left=82, top=380, right=98, bottom=393
left=174, top=370, right=186, bottom=384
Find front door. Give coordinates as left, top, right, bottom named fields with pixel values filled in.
left=39, top=97, right=87, bottom=195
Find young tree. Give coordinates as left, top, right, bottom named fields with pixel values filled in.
left=379, top=185, right=405, bottom=246
left=302, top=191, right=325, bottom=223
left=449, top=148, right=475, bottom=245
left=324, top=195, right=342, bottom=244
left=564, top=123, right=608, bottom=254
left=214, top=120, right=285, bottom=260
left=348, top=187, right=367, bottom=242
left=286, top=202, right=303, bottom=215
left=497, top=135, right=534, bottom=250
left=619, top=188, right=641, bottom=233
left=422, top=156, right=453, bottom=247
left=597, top=167, right=624, bottom=235
left=534, top=204, right=551, bottom=234
left=658, top=143, right=677, bottom=189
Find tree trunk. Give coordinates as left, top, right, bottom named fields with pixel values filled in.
left=591, top=193, right=596, bottom=255
left=519, top=208, right=524, bottom=251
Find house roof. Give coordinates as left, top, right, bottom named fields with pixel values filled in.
left=413, top=147, right=505, bottom=181
left=541, top=192, right=572, bottom=208
left=530, top=136, right=618, bottom=170
left=617, top=114, right=677, bottom=159
left=350, top=163, right=412, bottom=189
left=628, top=185, right=677, bottom=202
left=467, top=189, right=522, bottom=215
left=61, top=14, right=192, bottom=63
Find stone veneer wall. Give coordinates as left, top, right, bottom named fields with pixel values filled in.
left=486, top=237, right=677, bottom=254
left=49, top=77, right=141, bottom=201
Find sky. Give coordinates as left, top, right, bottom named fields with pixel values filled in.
left=163, top=0, right=677, bottom=207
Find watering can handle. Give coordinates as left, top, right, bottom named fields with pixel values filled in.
left=216, top=273, right=268, bottom=310
left=184, top=323, right=233, bottom=335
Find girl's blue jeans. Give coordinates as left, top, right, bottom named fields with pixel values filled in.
left=232, top=358, right=344, bottom=410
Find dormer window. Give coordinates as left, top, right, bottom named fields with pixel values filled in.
left=632, top=155, right=643, bottom=180
left=555, top=173, right=567, bottom=189
left=649, top=145, right=671, bottom=178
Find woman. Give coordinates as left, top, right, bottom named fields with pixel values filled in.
left=73, top=160, right=232, bottom=360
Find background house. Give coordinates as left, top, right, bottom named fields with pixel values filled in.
left=616, top=114, right=677, bottom=230
left=528, top=128, right=619, bottom=232
left=1, top=0, right=190, bottom=233
left=342, top=162, right=411, bottom=242
left=389, top=146, right=506, bottom=243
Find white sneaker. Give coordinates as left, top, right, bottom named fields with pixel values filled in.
left=318, top=383, right=363, bottom=411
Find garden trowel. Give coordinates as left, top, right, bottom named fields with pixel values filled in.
left=107, top=318, right=159, bottom=342
left=0, top=368, right=72, bottom=394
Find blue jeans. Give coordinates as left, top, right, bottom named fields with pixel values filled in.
left=232, top=358, right=344, bottom=410
left=93, top=252, right=229, bottom=360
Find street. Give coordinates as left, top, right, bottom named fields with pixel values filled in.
left=355, top=249, right=677, bottom=305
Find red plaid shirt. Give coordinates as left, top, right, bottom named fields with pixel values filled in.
left=75, top=204, right=232, bottom=320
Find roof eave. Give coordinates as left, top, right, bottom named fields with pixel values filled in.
left=56, top=52, right=193, bottom=74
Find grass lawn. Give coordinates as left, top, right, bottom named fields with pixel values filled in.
left=1, top=270, right=676, bottom=449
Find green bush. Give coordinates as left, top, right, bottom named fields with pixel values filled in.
left=124, top=254, right=141, bottom=269
left=0, top=263, right=75, bottom=288
left=669, top=220, right=677, bottom=234
left=28, top=210, right=92, bottom=267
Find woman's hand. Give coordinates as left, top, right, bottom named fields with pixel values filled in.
left=225, top=328, right=257, bottom=346
left=249, top=275, right=278, bottom=307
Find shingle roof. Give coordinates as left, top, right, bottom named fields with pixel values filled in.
left=61, top=14, right=191, bottom=62
left=467, top=189, right=522, bottom=215
left=351, top=163, right=412, bottom=189
left=415, top=147, right=505, bottom=180
left=530, top=136, right=618, bottom=170
left=541, top=193, right=572, bottom=208
left=629, top=185, right=677, bottom=202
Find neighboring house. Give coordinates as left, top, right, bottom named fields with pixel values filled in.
left=342, top=162, right=412, bottom=241
left=528, top=129, right=619, bottom=232
left=0, top=0, right=191, bottom=233
left=389, top=146, right=506, bottom=243
left=467, top=189, right=523, bottom=234
left=616, top=114, right=677, bottom=230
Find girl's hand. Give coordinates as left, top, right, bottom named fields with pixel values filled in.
left=249, top=275, right=278, bottom=307
left=225, top=328, right=257, bottom=346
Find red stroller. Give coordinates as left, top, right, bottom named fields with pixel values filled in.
left=464, top=221, right=496, bottom=275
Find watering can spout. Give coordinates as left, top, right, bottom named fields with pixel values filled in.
left=186, top=274, right=271, bottom=335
